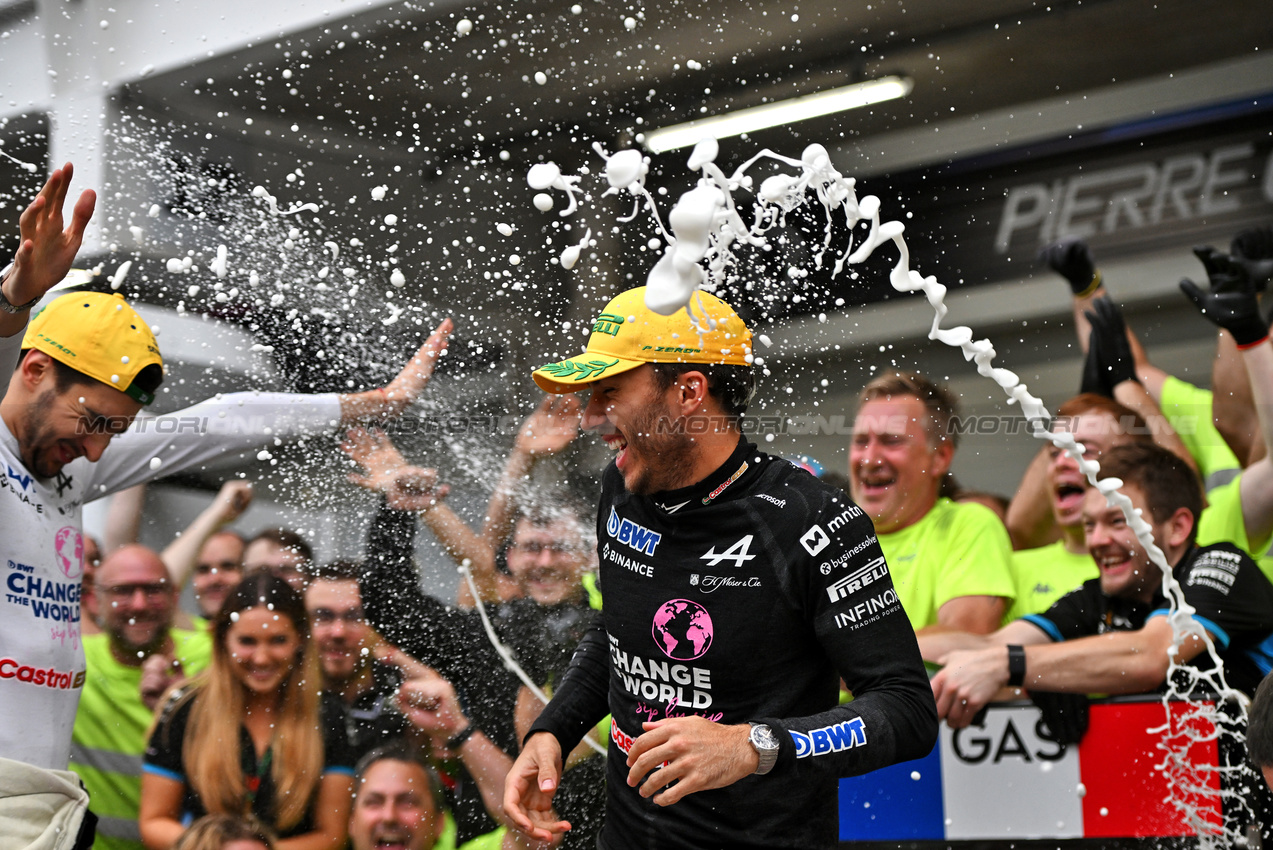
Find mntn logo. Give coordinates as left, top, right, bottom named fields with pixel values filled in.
left=607, top=507, right=662, bottom=556
left=792, top=717, right=867, bottom=758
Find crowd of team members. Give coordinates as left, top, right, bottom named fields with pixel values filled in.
left=47, top=182, right=1273, bottom=845
left=71, top=396, right=602, bottom=850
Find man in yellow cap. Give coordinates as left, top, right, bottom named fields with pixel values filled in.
left=0, top=166, right=452, bottom=848
left=504, top=286, right=937, bottom=850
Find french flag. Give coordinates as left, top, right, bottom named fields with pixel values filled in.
left=837, top=700, right=1226, bottom=842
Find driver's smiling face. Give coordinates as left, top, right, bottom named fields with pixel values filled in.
left=581, top=364, right=697, bottom=496
left=17, top=372, right=140, bottom=479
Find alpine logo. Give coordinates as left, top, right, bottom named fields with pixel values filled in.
left=800, top=524, right=830, bottom=556
left=792, top=718, right=867, bottom=759
left=700, top=535, right=755, bottom=568
left=54, top=470, right=73, bottom=499
left=655, top=499, right=691, bottom=514
left=826, top=556, right=889, bottom=602
left=607, top=508, right=662, bottom=556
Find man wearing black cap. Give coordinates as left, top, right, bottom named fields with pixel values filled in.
left=504, top=286, right=937, bottom=850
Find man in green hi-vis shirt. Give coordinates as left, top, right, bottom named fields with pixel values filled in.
left=849, top=371, right=1015, bottom=636
left=69, top=546, right=211, bottom=850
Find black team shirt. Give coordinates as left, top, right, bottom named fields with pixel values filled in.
left=529, top=437, right=938, bottom=850
left=1023, top=542, right=1273, bottom=695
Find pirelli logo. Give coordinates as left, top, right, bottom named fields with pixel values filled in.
left=826, top=556, right=888, bottom=603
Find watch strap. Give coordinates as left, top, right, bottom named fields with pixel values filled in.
left=1007, top=644, right=1027, bottom=687
left=748, top=722, right=779, bottom=775
left=445, top=723, right=476, bottom=750
left=0, top=267, right=40, bottom=314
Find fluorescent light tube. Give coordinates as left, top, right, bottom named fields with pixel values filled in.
left=641, top=75, right=914, bottom=154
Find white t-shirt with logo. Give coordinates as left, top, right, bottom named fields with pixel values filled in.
left=0, top=329, right=341, bottom=770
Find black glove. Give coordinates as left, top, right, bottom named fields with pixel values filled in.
left=1180, top=246, right=1269, bottom=348
left=1039, top=237, right=1101, bottom=297
left=1029, top=690, right=1089, bottom=745
left=1083, top=296, right=1137, bottom=391
left=1231, top=226, right=1273, bottom=292
left=1079, top=333, right=1112, bottom=398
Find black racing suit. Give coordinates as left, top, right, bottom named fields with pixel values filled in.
left=529, top=437, right=938, bottom=850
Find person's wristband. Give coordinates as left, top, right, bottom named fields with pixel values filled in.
left=1073, top=269, right=1102, bottom=298
left=1229, top=316, right=1270, bottom=350
left=1007, top=645, right=1027, bottom=688
left=445, top=723, right=476, bottom=750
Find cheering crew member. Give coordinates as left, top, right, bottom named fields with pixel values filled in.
left=930, top=442, right=1273, bottom=723
left=503, top=287, right=937, bottom=850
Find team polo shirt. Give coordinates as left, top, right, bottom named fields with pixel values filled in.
left=1006, top=540, right=1098, bottom=623
left=1158, top=376, right=1241, bottom=491
left=1025, top=543, right=1273, bottom=695
left=1023, top=580, right=1157, bottom=640
left=144, top=689, right=355, bottom=837
left=875, top=498, right=1016, bottom=630
left=69, top=629, right=212, bottom=850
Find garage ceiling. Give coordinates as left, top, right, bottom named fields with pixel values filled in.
left=126, top=0, right=1273, bottom=167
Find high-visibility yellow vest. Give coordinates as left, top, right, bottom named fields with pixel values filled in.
left=69, top=629, right=211, bottom=850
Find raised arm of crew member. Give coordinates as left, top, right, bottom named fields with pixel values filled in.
left=1182, top=248, right=1273, bottom=547
left=1212, top=227, right=1273, bottom=466
left=0, top=164, right=95, bottom=346
left=161, top=479, right=253, bottom=589
left=342, top=426, right=503, bottom=605
left=384, top=647, right=516, bottom=827
left=347, top=437, right=523, bottom=755
left=1040, top=237, right=1166, bottom=397
left=102, top=483, right=148, bottom=555
left=1085, top=298, right=1195, bottom=472
left=476, top=395, right=582, bottom=599
left=1010, top=238, right=1174, bottom=549
left=84, top=318, right=453, bottom=499
left=1006, top=447, right=1058, bottom=551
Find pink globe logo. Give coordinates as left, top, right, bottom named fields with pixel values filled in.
left=54, top=526, right=84, bottom=579
left=651, top=599, right=714, bottom=660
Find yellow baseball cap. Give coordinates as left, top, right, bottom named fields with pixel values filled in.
left=532, top=286, right=752, bottom=393
left=23, top=292, right=164, bottom=405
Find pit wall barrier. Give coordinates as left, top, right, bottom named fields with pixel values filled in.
left=837, top=696, right=1239, bottom=846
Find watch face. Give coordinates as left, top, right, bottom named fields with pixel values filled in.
left=752, top=724, right=779, bottom=750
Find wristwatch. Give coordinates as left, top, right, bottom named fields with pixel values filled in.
left=1007, top=644, right=1027, bottom=688
left=748, top=722, right=780, bottom=775
left=0, top=266, right=39, bottom=314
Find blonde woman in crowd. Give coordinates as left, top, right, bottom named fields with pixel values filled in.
left=139, top=574, right=354, bottom=849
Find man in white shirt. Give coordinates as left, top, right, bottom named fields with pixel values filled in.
left=0, top=163, right=452, bottom=848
